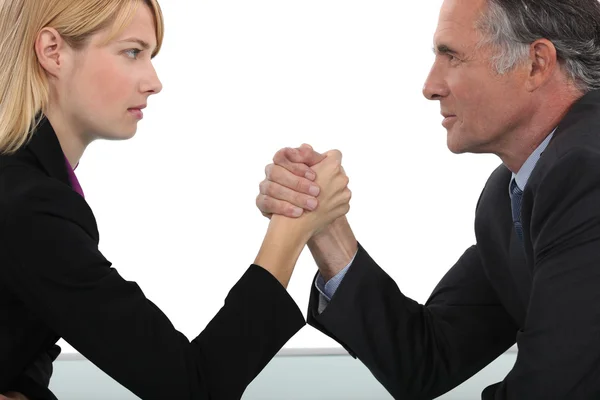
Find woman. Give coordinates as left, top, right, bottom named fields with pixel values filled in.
left=0, top=0, right=351, bottom=399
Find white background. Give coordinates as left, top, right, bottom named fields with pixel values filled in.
left=59, top=0, right=500, bottom=353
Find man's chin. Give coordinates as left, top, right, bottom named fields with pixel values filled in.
left=446, top=132, right=466, bottom=154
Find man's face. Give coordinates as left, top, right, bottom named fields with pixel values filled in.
left=423, top=0, right=532, bottom=155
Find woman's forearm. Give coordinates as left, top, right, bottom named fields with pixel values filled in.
left=254, top=215, right=311, bottom=288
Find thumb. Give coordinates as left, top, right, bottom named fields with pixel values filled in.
left=286, top=144, right=326, bottom=167
left=324, top=149, right=343, bottom=162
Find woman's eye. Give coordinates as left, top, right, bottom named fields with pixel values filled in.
left=125, top=49, right=142, bottom=59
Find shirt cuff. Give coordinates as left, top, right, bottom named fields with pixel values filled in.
left=314, top=250, right=358, bottom=312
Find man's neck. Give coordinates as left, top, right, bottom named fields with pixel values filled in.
left=496, top=88, right=582, bottom=173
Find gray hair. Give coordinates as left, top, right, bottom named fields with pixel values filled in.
left=475, top=0, right=600, bottom=92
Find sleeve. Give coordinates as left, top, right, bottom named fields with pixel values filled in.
left=483, top=149, right=600, bottom=399
left=8, top=345, right=60, bottom=400
left=313, top=249, right=357, bottom=311
left=307, top=242, right=518, bottom=399
left=1, top=184, right=305, bottom=400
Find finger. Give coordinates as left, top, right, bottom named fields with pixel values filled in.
left=286, top=146, right=326, bottom=167
left=260, top=180, right=319, bottom=211
left=264, top=164, right=321, bottom=197
left=272, top=150, right=318, bottom=180
left=343, top=187, right=352, bottom=202
left=324, top=149, right=343, bottom=162
left=256, top=194, right=304, bottom=217
left=299, top=143, right=313, bottom=150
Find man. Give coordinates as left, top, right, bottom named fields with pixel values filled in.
left=257, top=0, right=600, bottom=398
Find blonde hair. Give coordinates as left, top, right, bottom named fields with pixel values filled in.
left=0, top=0, right=164, bottom=155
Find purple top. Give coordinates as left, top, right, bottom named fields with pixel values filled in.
left=64, top=155, right=84, bottom=198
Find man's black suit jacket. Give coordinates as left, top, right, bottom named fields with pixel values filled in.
left=0, top=117, right=305, bottom=399
left=308, top=90, right=600, bottom=399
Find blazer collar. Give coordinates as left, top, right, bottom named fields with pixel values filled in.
left=23, top=116, right=71, bottom=187
left=549, top=89, right=600, bottom=144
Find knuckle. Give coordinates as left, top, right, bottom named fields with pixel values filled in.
left=292, top=192, right=302, bottom=206
left=291, top=163, right=305, bottom=177
left=273, top=148, right=287, bottom=163
left=331, top=160, right=342, bottom=173
left=258, top=180, right=267, bottom=194
left=298, top=178, right=311, bottom=194
left=265, top=163, right=274, bottom=178
left=255, top=194, right=267, bottom=210
left=295, top=192, right=309, bottom=207
left=274, top=183, right=288, bottom=200
left=265, top=181, right=278, bottom=197
left=297, top=146, right=308, bottom=158
left=269, top=165, right=286, bottom=184
left=286, top=204, right=299, bottom=215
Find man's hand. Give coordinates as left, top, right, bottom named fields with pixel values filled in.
left=257, top=144, right=326, bottom=218
left=290, top=149, right=352, bottom=237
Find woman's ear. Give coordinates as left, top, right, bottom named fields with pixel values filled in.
left=34, top=27, right=68, bottom=78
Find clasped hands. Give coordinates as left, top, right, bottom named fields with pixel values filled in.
left=256, top=144, right=351, bottom=237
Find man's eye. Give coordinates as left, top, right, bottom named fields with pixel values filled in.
left=447, top=54, right=461, bottom=64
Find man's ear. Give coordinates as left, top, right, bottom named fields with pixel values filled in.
left=525, top=38, right=558, bottom=92
left=34, top=27, right=68, bottom=78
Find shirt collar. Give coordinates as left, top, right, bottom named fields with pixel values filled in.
left=511, top=128, right=556, bottom=192
left=64, top=155, right=85, bottom=197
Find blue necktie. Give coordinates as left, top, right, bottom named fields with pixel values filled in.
left=510, top=179, right=524, bottom=244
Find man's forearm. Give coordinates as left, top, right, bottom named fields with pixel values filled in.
left=308, top=216, right=357, bottom=281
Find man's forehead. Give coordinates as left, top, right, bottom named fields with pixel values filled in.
left=436, top=0, right=486, bottom=33
left=433, top=24, right=477, bottom=53
left=433, top=3, right=484, bottom=51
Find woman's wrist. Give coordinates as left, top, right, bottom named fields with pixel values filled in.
left=269, top=214, right=313, bottom=245
left=253, top=215, right=312, bottom=288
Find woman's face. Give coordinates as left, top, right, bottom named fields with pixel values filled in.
left=51, top=4, right=163, bottom=143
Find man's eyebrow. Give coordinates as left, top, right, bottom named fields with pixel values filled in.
left=118, top=38, right=153, bottom=50
left=432, top=44, right=460, bottom=56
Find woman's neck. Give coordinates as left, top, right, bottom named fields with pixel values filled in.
left=43, top=107, right=91, bottom=168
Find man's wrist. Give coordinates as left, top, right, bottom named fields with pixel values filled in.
left=308, top=216, right=357, bottom=281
